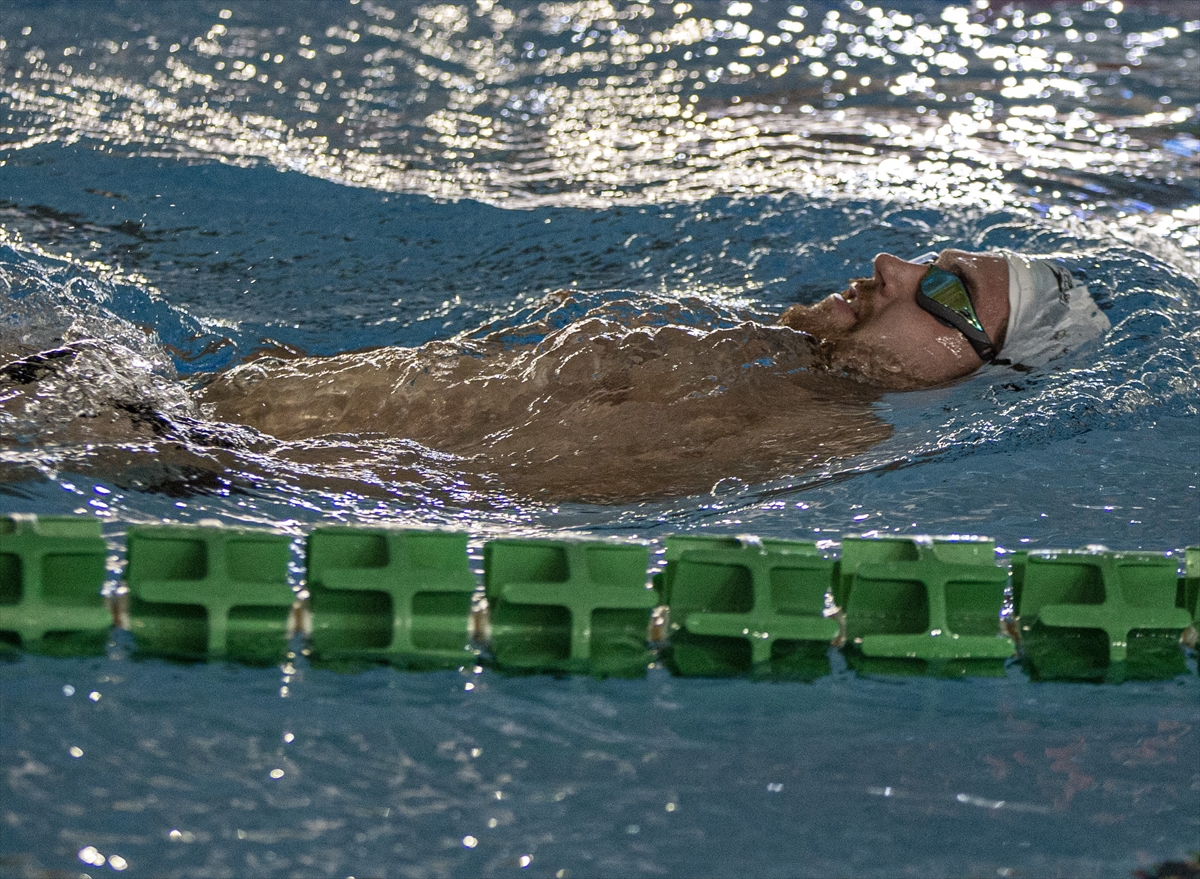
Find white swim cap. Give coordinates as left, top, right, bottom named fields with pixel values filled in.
left=1001, top=253, right=1111, bottom=367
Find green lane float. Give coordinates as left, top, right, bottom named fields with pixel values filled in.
left=1, top=513, right=1196, bottom=682
left=839, top=536, right=1014, bottom=677
left=0, top=515, right=109, bottom=656
left=124, top=525, right=294, bottom=663
left=657, top=536, right=838, bottom=679
left=306, top=526, right=476, bottom=669
left=484, top=538, right=656, bottom=677
left=1013, top=549, right=1194, bottom=682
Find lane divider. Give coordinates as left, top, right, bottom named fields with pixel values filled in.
left=1, top=514, right=1196, bottom=682
left=485, top=538, right=656, bottom=677
left=0, top=514, right=109, bottom=655
left=126, top=524, right=294, bottom=663
left=841, top=535, right=1014, bottom=677
left=307, top=527, right=476, bottom=670
left=1013, top=549, right=1195, bottom=682
left=657, top=536, right=838, bottom=678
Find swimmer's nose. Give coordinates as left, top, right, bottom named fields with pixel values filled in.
left=873, top=253, right=927, bottom=300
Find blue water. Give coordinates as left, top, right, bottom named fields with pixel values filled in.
left=2, top=1, right=1198, bottom=876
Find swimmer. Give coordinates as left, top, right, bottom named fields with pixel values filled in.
left=192, top=247, right=1107, bottom=498
left=1, top=248, right=1109, bottom=500
left=778, top=249, right=1110, bottom=389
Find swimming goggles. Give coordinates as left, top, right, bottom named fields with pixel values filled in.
left=914, top=263, right=997, bottom=362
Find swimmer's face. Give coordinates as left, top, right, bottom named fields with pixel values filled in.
left=779, top=250, right=1010, bottom=388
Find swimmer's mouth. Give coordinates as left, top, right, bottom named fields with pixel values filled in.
left=834, top=283, right=862, bottom=320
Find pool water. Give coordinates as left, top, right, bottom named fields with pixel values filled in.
left=1, top=1, right=1198, bottom=876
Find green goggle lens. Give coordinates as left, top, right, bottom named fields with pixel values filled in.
left=920, top=268, right=984, bottom=332
left=916, top=265, right=997, bottom=361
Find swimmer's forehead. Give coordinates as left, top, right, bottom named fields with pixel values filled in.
left=910, top=248, right=989, bottom=264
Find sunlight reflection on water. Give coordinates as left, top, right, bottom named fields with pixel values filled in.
left=2, top=1, right=1196, bottom=246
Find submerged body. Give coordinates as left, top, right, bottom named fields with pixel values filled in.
left=200, top=302, right=888, bottom=500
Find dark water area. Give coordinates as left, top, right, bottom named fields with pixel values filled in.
left=1, top=1, right=1198, bottom=876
